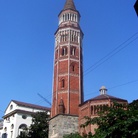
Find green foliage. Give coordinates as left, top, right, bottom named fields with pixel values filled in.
left=63, top=132, right=94, bottom=138
left=82, top=100, right=138, bottom=138
left=17, top=111, right=49, bottom=138
left=63, top=133, right=83, bottom=138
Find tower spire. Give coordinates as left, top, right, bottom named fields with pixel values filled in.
left=64, top=0, right=76, bottom=10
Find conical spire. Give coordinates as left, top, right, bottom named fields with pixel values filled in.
left=64, top=0, right=76, bottom=10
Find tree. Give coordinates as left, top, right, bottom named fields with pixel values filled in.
left=63, top=133, right=83, bottom=138
left=81, top=100, right=138, bottom=138
left=17, top=111, right=49, bottom=138
left=63, top=132, right=93, bottom=138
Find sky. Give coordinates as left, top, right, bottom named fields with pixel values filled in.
left=0, top=0, right=138, bottom=119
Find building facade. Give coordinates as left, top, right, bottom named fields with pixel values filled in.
left=0, top=100, right=50, bottom=138
left=0, top=120, right=3, bottom=138
left=49, top=0, right=84, bottom=137
left=49, top=1, right=128, bottom=137
left=79, top=86, right=128, bottom=135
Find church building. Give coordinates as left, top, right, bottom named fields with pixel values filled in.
left=49, top=0, right=128, bottom=138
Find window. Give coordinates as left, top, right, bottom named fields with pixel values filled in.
left=11, top=131, right=13, bottom=138
left=71, top=65, right=75, bottom=72
left=22, top=115, right=27, bottom=119
left=94, top=105, right=96, bottom=114
left=4, top=127, right=7, bottom=132
left=72, top=65, right=75, bottom=71
left=19, top=124, right=27, bottom=130
left=91, top=106, right=93, bottom=115
left=18, top=124, right=27, bottom=136
left=63, top=14, right=65, bottom=21
left=61, top=79, right=65, bottom=88
left=71, top=47, right=76, bottom=56
left=11, top=124, right=14, bottom=129
left=2, top=133, right=7, bottom=138
left=62, top=47, right=67, bottom=56
left=10, top=105, right=13, bottom=110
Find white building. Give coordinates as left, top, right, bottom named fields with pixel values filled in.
left=0, top=120, right=3, bottom=138
left=0, top=100, right=50, bottom=138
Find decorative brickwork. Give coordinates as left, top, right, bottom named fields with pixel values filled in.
left=51, top=0, right=84, bottom=118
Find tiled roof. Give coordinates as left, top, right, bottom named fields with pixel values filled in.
left=12, top=100, right=51, bottom=111
left=91, top=94, right=127, bottom=102
left=81, top=94, right=127, bottom=106
left=64, top=0, right=76, bottom=10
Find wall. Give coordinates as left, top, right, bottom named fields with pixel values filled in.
left=49, top=114, right=78, bottom=138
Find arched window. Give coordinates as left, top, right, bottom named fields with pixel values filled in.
left=74, top=15, right=76, bottom=22
left=11, top=124, right=14, bottom=129
left=68, top=14, right=69, bottom=20
left=62, top=47, right=67, bottom=56
left=4, top=127, right=7, bottom=132
left=19, top=124, right=27, bottom=129
left=72, top=47, right=76, bottom=56
left=63, top=14, right=64, bottom=21
left=65, top=14, right=67, bottom=21
left=70, top=63, right=76, bottom=72
left=10, top=105, right=13, bottom=110
left=91, top=106, right=93, bottom=115
left=72, top=65, right=75, bottom=72
left=70, top=65, right=75, bottom=72
left=18, top=124, right=27, bottom=136
left=61, top=79, right=65, bottom=88
left=2, top=133, right=7, bottom=138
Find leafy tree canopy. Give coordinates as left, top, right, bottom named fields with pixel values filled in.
left=81, top=100, right=138, bottom=138
left=63, top=133, right=83, bottom=138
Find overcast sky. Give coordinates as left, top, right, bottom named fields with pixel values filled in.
left=0, top=0, right=138, bottom=119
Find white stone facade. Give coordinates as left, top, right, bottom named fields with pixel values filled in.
left=0, top=100, right=50, bottom=138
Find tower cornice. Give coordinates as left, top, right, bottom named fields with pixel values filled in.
left=54, top=26, right=84, bottom=37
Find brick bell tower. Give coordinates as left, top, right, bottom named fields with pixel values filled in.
left=49, top=0, right=84, bottom=137
left=51, top=0, right=84, bottom=117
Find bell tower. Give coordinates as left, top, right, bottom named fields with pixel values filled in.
left=49, top=0, right=84, bottom=137
left=51, top=0, right=84, bottom=118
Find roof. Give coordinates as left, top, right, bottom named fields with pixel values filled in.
left=91, top=94, right=127, bottom=101
left=12, top=100, right=51, bottom=111
left=58, top=0, right=80, bottom=19
left=80, top=94, right=127, bottom=106
left=64, top=0, right=76, bottom=10
left=3, top=109, right=46, bottom=119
